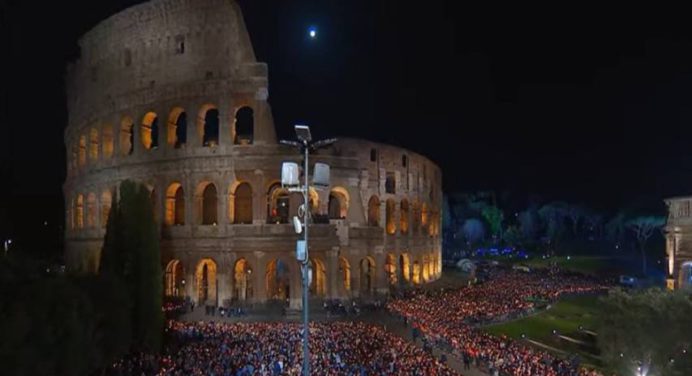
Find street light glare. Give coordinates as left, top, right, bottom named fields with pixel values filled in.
left=308, top=26, right=317, bottom=39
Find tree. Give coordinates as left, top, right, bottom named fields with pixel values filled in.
left=503, top=225, right=523, bottom=247
left=481, top=205, right=504, bottom=242
left=567, top=204, right=584, bottom=236
left=517, top=208, right=539, bottom=242
left=597, top=288, right=692, bottom=376
left=582, top=211, right=603, bottom=239
left=100, top=180, right=163, bottom=352
left=461, top=218, right=485, bottom=244
left=538, top=202, right=568, bottom=249
left=625, top=216, right=665, bottom=275
left=605, top=212, right=627, bottom=245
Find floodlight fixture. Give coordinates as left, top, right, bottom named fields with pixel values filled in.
left=295, top=124, right=312, bottom=143
left=281, top=162, right=300, bottom=187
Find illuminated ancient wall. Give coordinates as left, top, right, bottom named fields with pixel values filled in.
left=63, top=0, right=443, bottom=308
left=664, top=197, right=692, bottom=290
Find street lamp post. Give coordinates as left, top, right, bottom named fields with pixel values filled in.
left=280, top=125, right=336, bottom=376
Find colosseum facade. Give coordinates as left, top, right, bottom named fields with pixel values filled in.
left=63, top=0, right=443, bottom=308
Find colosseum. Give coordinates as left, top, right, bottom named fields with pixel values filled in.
left=63, top=0, right=443, bottom=308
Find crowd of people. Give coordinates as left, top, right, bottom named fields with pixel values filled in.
left=109, top=320, right=457, bottom=375
left=387, top=269, right=608, bottom=376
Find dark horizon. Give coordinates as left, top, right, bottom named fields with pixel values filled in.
left=4, top=1, right=692, bottom=225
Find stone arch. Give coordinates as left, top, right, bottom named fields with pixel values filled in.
left=120, top=116, right=134, bottom=155
left=233, top=258, right=253, bottom=301
left=399, top=253, right=411, bottom=282
left=100, top=190, right=112, bottom=228
left=386, top=198, right=397, bottom=234
left=234, top=106, right=254, bottom=145
left=165, top=182, right=185, bottom=225
left=412, top=201, right=421, bottom=233
left=412, top=261, right=421, bottom=284
left=167, top=107, right=187, bottom=148
left=76, top=194, right=84, bottom=229
left=199, top=104, right=219, bottom=147
left=359, top=256, right=376, bottom=295
left=195, top=258, right=217, bottom=305
left=339, top=256, right=351, bottom=293
left=367, top=195, right=380, bottom=227
left=328, top=187, right=349, bottom=219
left=86, top=193, right=97, bottom=228
left=310, top=258, right=327, bottom=297
left=267, top=182, right=290, bottom=224
left=266, top=258, right=291, bottom=302
left=385, top=253, right=397, bottom=286
left=78, top=135, right=87, bottom=167
left=422, top=255, right=430, bottom=282
left=400, top=199, right=409, bottom=234
left=102, top=124, right=114, bottom=159
left=421, top=202, right=429, bottom=230
left=196, top=182, right=218, bottom=225
left=140, top=111, right=159, bottom=150
left=230, top=182, right=253, bottom=224
left=89, top=127, right=99, bottom=161
left=165, top=259, right=185, bottom=297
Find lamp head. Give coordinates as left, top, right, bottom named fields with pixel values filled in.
left=294, top=125, right=312, bottom=143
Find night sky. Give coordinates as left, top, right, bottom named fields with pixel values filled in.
left=4, top=1, right=692, bottom=244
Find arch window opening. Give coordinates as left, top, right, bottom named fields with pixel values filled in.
left=234, top=258, right=253, bottom=301
left=78, top=135, right=87, bottom=167
left=232, top=182, right=253, bottom=224
left=165, top=183, right=185, bottom=225
left=165, top=260, right=185, bottom=297
left=76, top=194, right=84, bottom=229
left=367, top=196, right=380, bottom=227
left=400, top=200, right=409, bottom=234
left=267, top=184, right=290, bottom=224
left=195, top=259, right=217, bottom=305
left=200, top=183, right=218, bottom=225
left=385, top=172, right=396, bottom=194
left=120, top=117, right=134, bottom=155
left=86, top=193, right=97, bottom=228
left=412, top=261, right=421, bottom=284
left=168, top=108, right=187, bottom=148
left=141, top=112, right=159, bottom=150
left=202, top=108, right=219, bottom=147
left=339, top=257, right=351, bottom=292
left=102, top=125, right=114, bottom=158
left=100, top=190, right=112, bottom=228
left=89, top=128, right=99, bottom=161
left=360, top=257, right=376, bottom=294
left=370, top=148, right=377, bottom=162
left=328, top=187, right=349, bottom=220
left=399, top=254, right=411, bottom=282
left=385, top=253, right=397, bottom=286
left=309, top=258, right=327, bottom=297
left=234, top=106, right=254, bottom=145
left=386, top=199, right=397, bottom=235
left=266, top=259, right=290, bottom=302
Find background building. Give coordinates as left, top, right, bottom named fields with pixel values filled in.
left=664, top=197, right=692, bottom=290
left=63, top=0, right=442, bottom=308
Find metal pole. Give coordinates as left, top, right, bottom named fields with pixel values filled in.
left=302, top=142, right=310, bottom=376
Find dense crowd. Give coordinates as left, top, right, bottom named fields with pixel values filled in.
left=109, top=320, right=457, bottom=376
left=388, top=270, right=608, bottom=376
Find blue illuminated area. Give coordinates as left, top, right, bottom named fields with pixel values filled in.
left=308, top=26, right=317, bottom=39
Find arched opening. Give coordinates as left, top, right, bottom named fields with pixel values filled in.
left=86, top=193, right=97, bottom=228
left=266, top=259, right=290, bottom=302
left=400, top=199, right=409, bottom=234
left=165, top=260, right=185, bottom=297
left=141, top=112, right=159, bottom=150
left=309, top=258, right=327, bottom=297
left=120, top=116, right=134, bottom=155
left=422, top=256, right=430, bottom=282
left=412, top=261, right=421, bottom=284
left=386, top=199, right=397, bottom=234
left=399, top=253, right=411, bottom=282
left=234, top=106, right=254, bottom=145
left=232, top=182, right=253, bottom=224
left=78, top=135, right=86, bottom=167
left=165, top=183, right=185, bottom=225
left=328, top=187, right=349, bottom=219
left=385, top=253, right=397, bottom=286
left=100, top=190, right=112, bottom=228
left=167, top=107, right=187, bottom=149
left=195, top=258, right=217, bottom=305
left=339, top=257, right=351, bottom=293
left=199, top=183, right=218, bottom=225
left=233, top=258, right=253, bottom=301
left=76, top=194, right=84, bottom=229
left=412, top=201, right=421, bottom=234
left=359, top=257, right=376, bottom=295
left=102, top=125, right=114, bottom=159
left=89, top=128, right=99, bottom=161
left=267, top=183, right=290, bottom=224
left=368, top=196, right=380, bottom=227
left=200, top=106, right=219, bottom=147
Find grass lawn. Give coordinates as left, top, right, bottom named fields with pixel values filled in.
left=485, top=295, right=604, bottom=368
